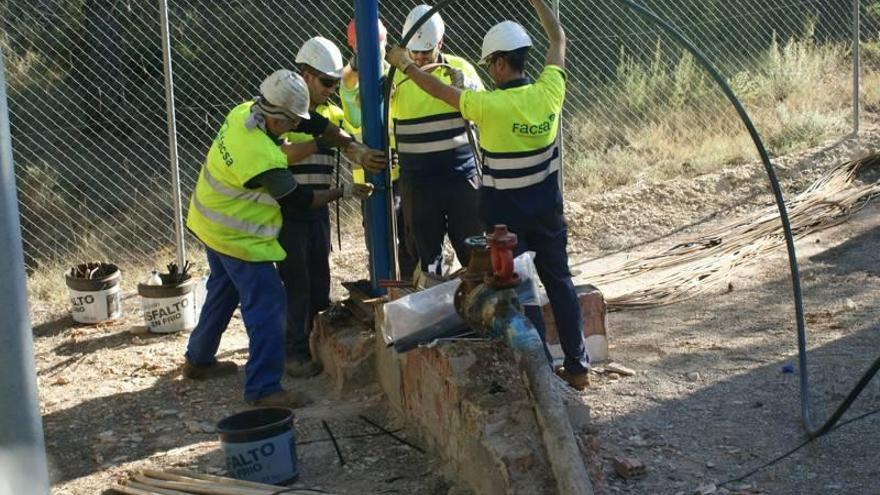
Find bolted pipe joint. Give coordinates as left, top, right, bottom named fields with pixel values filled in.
left=461, top=281, right=499, bottom=337
left=454, top=235, right=491, bottom=318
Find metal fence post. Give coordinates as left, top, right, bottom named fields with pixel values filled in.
left=159, top=0, right=187, bottom=269
left=853, top=0, right=861, bottom=142
left=0, top=50, right=50, bottom=495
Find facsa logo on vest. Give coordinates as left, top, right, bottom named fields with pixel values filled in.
left=216, top=123, right=234, bottom=166
left=511, top=114, right=556, bottom=136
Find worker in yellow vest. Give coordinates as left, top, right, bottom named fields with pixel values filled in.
left=385, top=0, right=590, bottom=389
left=182, top=70, right=381, bottom=407
left=279, top=37, right=375, bottom=377
left=341, top=18, right=418, bottom=281
left=389, top=5, right=485, bottom=285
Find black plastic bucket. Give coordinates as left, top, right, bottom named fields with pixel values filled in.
left=216, top=407, right=298, bottom=485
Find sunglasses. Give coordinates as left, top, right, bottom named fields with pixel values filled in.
left=317, top=76, right=340, bottom=88
left=304, top=68, right=340, bottom=89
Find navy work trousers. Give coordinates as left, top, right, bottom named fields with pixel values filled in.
left=506, top=213, right=590, bottom=374
left=400, top=176, right=483, bottom=274
left=278, top=212, right=331, bottom=360
left=394, top=182, right=419, bottom=280
left=185, top=247, right=286, bottom=402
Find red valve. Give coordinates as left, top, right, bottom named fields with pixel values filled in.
left=486, top=225, right=518, bottom=288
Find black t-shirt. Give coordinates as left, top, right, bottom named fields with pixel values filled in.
left=294, top=110, right=330, bottom=137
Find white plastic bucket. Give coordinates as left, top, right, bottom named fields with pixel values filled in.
left=138, top=278, right=196, bottom=334
left=65, top=264, right=122, bottom=324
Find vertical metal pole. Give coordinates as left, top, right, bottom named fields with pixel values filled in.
left=355, top=0, right=392, bottom=294
left=0, top=51, right=50, bottom=495
left=852, top=0, right=860, bottom=142
left=159, top=0, right=187, bottom=269
left=552, top=0, right=565, bottom=194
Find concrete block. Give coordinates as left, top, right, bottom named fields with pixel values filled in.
left=542, top=284, right=610, bottom=361
left=613, top=456, right=647, bottom=479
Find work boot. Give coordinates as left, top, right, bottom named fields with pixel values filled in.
left=181, top=359, right=238, bottom=380
left=555, top=366, right=591, bottom=391
left=285, top=358, right=323, bottom=378
left=247, top=389, right=311, bottom=409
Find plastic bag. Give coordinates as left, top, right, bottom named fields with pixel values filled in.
left=514, top=251, right=549, bottom=307
left=380, top=253, right=548, bottom=351
left=381, top=278, right=464, bottom=347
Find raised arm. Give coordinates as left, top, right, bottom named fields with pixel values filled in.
left=530, top=0, right=566, bottom=68
left=384, top=48, right=463, bottom=110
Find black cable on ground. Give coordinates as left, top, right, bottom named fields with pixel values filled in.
left=719, top=404, right=880, bottom=486
left=614, top=0, right=880, bottom=440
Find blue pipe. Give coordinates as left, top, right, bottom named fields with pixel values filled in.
left=354, top=0, right=391, bottom=295
left=462, top=284, right=593, bottom=494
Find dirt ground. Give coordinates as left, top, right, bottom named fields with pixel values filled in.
left=28, top=123, right=880, bottom=494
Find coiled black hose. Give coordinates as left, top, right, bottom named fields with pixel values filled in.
left=613, top=0, right=879, bottom=441
left=384, top=0, right=879, bottom=439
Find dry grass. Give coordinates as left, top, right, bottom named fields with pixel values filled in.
left=564, top=32, right=876, bottom=193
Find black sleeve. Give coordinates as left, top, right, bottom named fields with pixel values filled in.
left=244, top=168, right=297, bottom=198
left=278, top=187, right=314, bottom=212
left=244, top=169, right=314, bottom=212
left=294, top=110, right=330, bottom=137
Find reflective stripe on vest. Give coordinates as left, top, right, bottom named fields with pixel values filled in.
left=289, top=152, right=335, bottom=188
left=481, top=141, right=560, bottom=190
left=191, top=193, right=281, bottom=238
left=186, top=102, right=286, bottom=262
left=394, top=112, right=469, bottom=155
left=201, top=165, right=276, bottom=206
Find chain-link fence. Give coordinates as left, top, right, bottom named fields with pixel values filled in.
left=0, top=0, right=871, bottom=270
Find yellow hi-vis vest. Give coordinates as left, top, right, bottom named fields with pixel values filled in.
left=389, top=54, right=483, bottom=181
left=186, top=101, right=287, bottom=262
left=459, top=65, right=566, bottom=222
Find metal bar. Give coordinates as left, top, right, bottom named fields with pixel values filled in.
left=0, top=50, right=50, bottom=494
left=354, top=0, right=392, bottom=295
left=552, top=0, right=565, bottom=194
left=159, top=0, right=187, bottom=269
left=321, top=420, right=346, bottom=466
left=852, top=0, right=861, bottom=142
left=359, top=415, right=425, bottom=453
left=335, top=150, right=342, bottom=250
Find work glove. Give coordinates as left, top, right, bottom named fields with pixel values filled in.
left=348, top=53, right=358, bottom=72
left=385, top=46, right=415, bottom=73
left=442, top=66, right=465, bottom=89
left=344, top=141, right=387, bottom=173
left=343, top=183, right=375, bottom=200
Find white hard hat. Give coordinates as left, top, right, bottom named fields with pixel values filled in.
left=295, top=36, right=344, bottom=78
left=258, top=69, right=310, bottom=120
left=479, top=21, right=532, bottom=64
left=403, top=4, right=445, bottom=51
